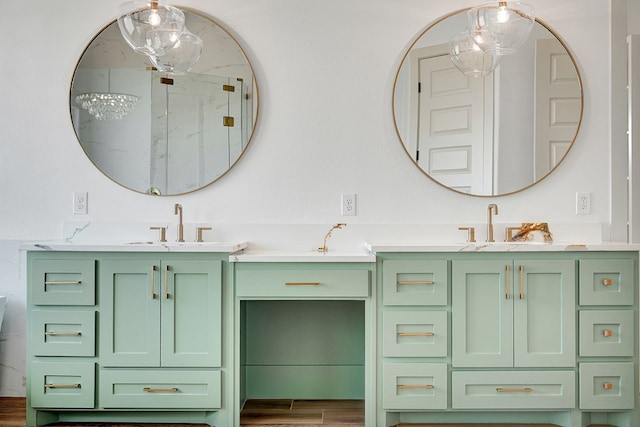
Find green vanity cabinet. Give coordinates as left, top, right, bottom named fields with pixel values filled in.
left=452, top=259, right=575, bottom=368
left=27, top=251, right=230, bottom=427
left=375, top=251, right=639, bottom=427
left=99, top=258, right=222, bottom=367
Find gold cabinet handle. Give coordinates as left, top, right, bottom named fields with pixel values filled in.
left=505, top=265, right=511, bottom=300
left=44, top=280, right=81, bottom=285
left=397, top=332, right=434, bottom=337
left=44, top=331, right=82, bottom=336
left=45, top=383, right=81, bottom=389
left=496, top=387, right=533, bottom=393
left=603, top=329, right=614, bottom=337
left=151, top=265, right=157, bottom=299
left=285, top=282, right=320, bottom=286
left=398, top=384, right=434, bottom=389
left=164, top=265, right=170, bottom=299
left=519, top=265, right=525, bottom=299
left=603, top=278, right=613, bottom=286
left=143, top=387, right=179, bottom=393
left=603, top=382, right=614, bottom=390
left=397, top=280, right=434, bottom=285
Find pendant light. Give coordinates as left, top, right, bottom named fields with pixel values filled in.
left=149, top=28, right=203, bottom=75
left=467, top=1, right=535, bottom=55
left=449, top=31, right=502, bottom=77
left=117, top=0, right=185, bottom=57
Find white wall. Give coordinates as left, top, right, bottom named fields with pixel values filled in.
left=0, top=0, right=618, bottom=396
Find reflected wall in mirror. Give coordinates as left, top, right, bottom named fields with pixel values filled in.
left=393, top=10, right=583, bottom=197
left=71, top=8, right=258, bottom=195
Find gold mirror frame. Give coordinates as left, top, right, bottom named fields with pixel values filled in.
left=70, top=8, right=259, bottom=196
left=392, top=10, right=583, bottom=197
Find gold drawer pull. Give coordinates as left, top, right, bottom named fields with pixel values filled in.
left=45, top=383, right=81, bottom=389
left=143, top=387, right=179, bottom=393
left=519, top=265, right=525, bottom=300
left=44, top=280, right=81, bottom=285
left=505, top=265, right=511, bottom=300
left=164, top=265, right=170, bottom=299
left=496, top=387, right=533, bottom=393
left=44, top=331, right=82, bottom=337
left=151, top=265, right=157, bottom=299
left=285, top=282, right=320, bottom=286
left=603, top=382, right=614, bottom=390
left=398, top=384, right=434, bottom=389
left=397, top=332, right=434, bottom=337
left=603, top=278, right=613, bottom=286
left=397, top=281, right=434, bottom=285
left=603, top=329, right=614, bottom=337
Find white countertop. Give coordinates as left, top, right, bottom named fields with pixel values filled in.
left=21, top=241, right=248, bottom=253
left=365, top=241, right=640, bottom=253
left=230, top=250, right=376, bottom=262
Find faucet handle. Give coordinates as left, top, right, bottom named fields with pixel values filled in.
left=458, top=227, right=476, bottom=243
left=150, top=226, right=167, bottom=243
left=196, top=227, right=212, bottom=243
left=505, top=227, right=520, bottom=242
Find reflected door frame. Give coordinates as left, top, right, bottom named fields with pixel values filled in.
left=409, top=44, right=495, bottom=194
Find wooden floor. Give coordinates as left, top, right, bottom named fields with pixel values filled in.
left=0, top=397, right=365, bottom=426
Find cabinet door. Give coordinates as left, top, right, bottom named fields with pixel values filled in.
left=161, top=260, right=222, bottom=367
left=452, top=260, right=513, bottom=367
left=514, top=260, right=575, bottom=367
left=100, top=259, right=160, bottom=367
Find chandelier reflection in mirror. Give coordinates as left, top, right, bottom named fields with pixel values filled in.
left=75, top=69, right=140, bottom=120
left=117, top=0, right=203, bottom=74
left=449, top=1, right=535, bottom=76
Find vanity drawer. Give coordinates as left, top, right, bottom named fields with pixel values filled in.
left=579, top=362, right=635, bottom=409
left=383, top=310, right=448, bottom=357
left=579, top=259, right=634, bottom=306
left=579, top=310, right=634, bottom=357
left=382, top=260, right=448, bottom=306
left=99, top=369, right=221, bottom=409
left=236, top=269, right=369, bottom=298
left=451, top=371, right=575, bottom=409
left=383, top=363, right=448, bottom=410
left=31, top=258, right=96, bottom=306
left=32, top=310, right=96, bottom=357
left=30, top=361, right=95, bottom=408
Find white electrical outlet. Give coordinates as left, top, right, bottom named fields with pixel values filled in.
left=73, top=192, right=88, bottom=214
left=341, top=193, right=356, bottom=216
left=576, top=192, right=591, bottom=215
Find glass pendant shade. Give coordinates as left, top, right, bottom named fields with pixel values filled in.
left=467, top=1, right=535, bottom=55
left=76, top=92, right=140, bottom=121
left=449, top=31, right=502, bottom=77
left=117, top=0, right=185, bottom=57
left=149, top=29, right=203, bottom=75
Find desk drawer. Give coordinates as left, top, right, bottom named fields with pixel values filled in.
left=32, top=310, right=95, bottom=357
left=452, top=371, right=575, bottom=409
left=30, top=361, right=95, bottom=408
left=579, top=259, right=634, bottom=306
left=99, top=369, right=221, bottom=409
left=579, top=362, right=635, bottom=410
left=383, top=363, right=448, bottom=410
left=236, top=269, right=369, bottom=298
left=31, top=259, right=96, bottom=306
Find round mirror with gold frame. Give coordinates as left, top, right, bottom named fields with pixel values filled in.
left=70, top=8, right=258, bottom=196
left=393, top=10, right=583, bottom=197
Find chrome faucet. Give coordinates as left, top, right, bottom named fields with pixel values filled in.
left=174, top=204, right=184, bottom=242
left=487, top=203, right=499, bottom=242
